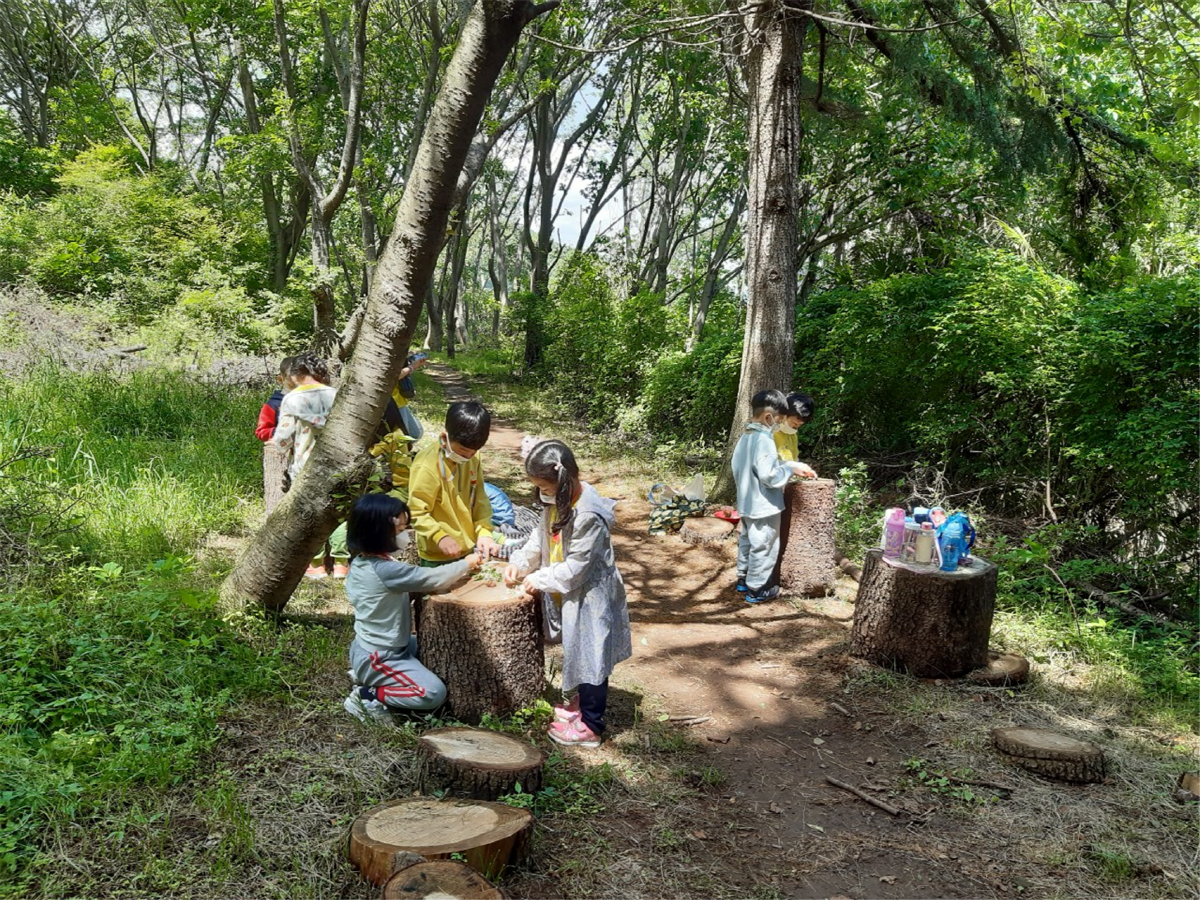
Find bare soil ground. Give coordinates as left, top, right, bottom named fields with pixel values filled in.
left=422, top=363, right=1198, bottom=900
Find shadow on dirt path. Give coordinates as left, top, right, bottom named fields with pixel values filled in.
left=424, top=363, right=996, bottom=899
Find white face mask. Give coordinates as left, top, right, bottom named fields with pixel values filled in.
left=778, top=422, right=798, bottom=435
left=394, top=530, right=412, bottom=554
left=441, top=437, right=471, bottom=466
left=539, top=491, right=556, bottom=505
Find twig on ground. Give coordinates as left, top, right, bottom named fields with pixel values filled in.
left=668, top=715, right=711, bottom=726
left=766, top=735, right=807, bottom=759
left=825, top=776, right=902, bottom=816
left=830, top=701, right=853, bottom=718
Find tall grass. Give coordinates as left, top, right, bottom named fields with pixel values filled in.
left=0, top=365, right=283, bottom=893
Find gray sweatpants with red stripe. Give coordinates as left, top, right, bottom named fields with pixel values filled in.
left=349, top=637, right=447, bottom=711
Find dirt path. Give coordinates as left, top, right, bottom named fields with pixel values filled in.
left=424, top=363, right=995, bottom=899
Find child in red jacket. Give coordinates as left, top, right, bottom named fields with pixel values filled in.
left=256, top=357, right=296, bottom=440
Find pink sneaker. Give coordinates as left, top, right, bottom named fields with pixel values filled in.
left=548, top=718, right=601, bottom=748
left=553, top=695, right=580, bottom=723
left=303, top=565, right=328, bottom=581
left=332, top=563, right=350, bottom=579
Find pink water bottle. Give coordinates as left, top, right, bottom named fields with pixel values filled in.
left=882, top=508, right=906, bottom=558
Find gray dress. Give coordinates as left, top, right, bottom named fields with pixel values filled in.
left=509, top=483, right=632, bottom=691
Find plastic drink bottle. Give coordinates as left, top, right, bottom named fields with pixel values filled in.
left=939, top=521, right=963, bottom=572
left=915, top=522, right=936, bottom=564
left=902, top=521, right=921, bottom=561
left=882, top=508, right=906, bottom=558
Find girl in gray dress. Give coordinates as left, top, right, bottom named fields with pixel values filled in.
left=504, top=441, right=631, bottom=748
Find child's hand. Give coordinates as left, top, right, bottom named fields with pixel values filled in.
left=521, top=575, right=538, bottom=596
left=476, top=536, right=502, bottom=559
left=438, top=536, right=462, bottom=557
left=464, top=553, right=482, bottom=571
left=503, top=564, right=523, bottom=587
left=791, top=462, right=817, bottom=479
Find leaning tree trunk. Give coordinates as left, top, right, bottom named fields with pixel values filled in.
left=713, top=2, right=808, bottom=501
left=221, top=0, right=561, bottom=611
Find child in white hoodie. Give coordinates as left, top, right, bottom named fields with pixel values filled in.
left=505, top=440, right=631, bottom=748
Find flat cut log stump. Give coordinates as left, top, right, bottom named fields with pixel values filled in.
left=417, top=727, right=545, bottom=800
left=382, top=860, right=503, bottom=899
left=263, top=442, right=288, bottom=515
left=350, top=798, right=532, bottom=885
left=967, top=651, right=1031, bottom=687
left=850, top=549, right=998, bottom=678
left=777, top=478, right=836, bottom=596
left=992, top=727, right=1106, bottom=783
left=680, top=516, right=734, bottom=545
left=418, top=579, right=544, bottom=724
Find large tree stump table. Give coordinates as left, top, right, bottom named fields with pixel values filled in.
left=418, top=577, right=544, bottom=724
left=850, top=549, right=998, bottom=678
left=776, top=478, right=837, bottom=596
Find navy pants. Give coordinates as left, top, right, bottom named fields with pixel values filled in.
left=577, top=680, right=609, bottom=734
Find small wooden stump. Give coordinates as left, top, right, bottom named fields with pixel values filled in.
left=382, top=860, right=503, bottom=899
left=418, top=579, right=544, bottom=724
left=350, top=798, right=533, bottom=885
left=263, top=442, right=288, bottom=515
left=967, top=651, right=1031, bottom=687
left=680, top=516, right=734, bottom=545
left=992, top=727, right=1105, bottom=783
left=850, top=549, right=998, bottom=678
left=417, top=727, right=545, bottom=801
left=777, top=478, right=836, bottom=596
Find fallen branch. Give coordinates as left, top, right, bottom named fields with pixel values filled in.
left=825, top=776, right=901, bottom=816
left=834, top=550, right=861, bottom=582
left=1076, top=582, right=1176, bottom=626
left=668, top=715, right=711, bottom=726
left=829, top=701, right=853, bottom=718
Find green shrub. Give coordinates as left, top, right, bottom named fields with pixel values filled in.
left=640, top=318, right=743, bottom=445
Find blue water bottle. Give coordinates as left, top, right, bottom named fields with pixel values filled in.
left=939, top=521, right=963, bottom=572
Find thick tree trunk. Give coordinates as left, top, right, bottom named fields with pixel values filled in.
left=850, top=549, right=998, bottom=678
left=262, top=443, right=288, bottom=516
left=417, top=580, right=545, bottom=723
left=221, top=0, right=559, bottom=611
left=416, top=727, right=545, bottom=800
left=713, top=2, right=807, bottom=501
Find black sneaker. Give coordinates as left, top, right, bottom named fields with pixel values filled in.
left=735, top=575, right=748, bottom=594
left=745, top=585, right=780, bottom=604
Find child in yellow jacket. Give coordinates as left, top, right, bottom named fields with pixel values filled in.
left=773, top=391, right=815, bottom=462
left=408, top=401, right=502, bottom=564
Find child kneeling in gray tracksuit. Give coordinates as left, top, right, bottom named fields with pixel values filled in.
left=342, top=493, right=481, bottom=723
left=732, top=389, right=816, bottom=604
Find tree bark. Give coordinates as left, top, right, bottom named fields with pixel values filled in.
left=713, top=1, right=808, bottom=501
left=221, top=0, right=559, bottom=611
left=775, top=478, right=836, bottom=596
left=417, top=580, right=545, bottom=724
left=850, top=549, right=998, bottom=678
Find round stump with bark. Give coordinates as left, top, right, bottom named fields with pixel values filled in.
left=850, top=549, right=998, bottom=678
left=417, top=578, right=545, bottom=724
left=263, top=442, right=288, bottom=515
left=382, top=860, right=504, bottom=899
left=417, top=727, right=545, bottom=800
left=776, top=478, right=837, bottom=596
left=350, top=798, right=533, bottom=885
left=992, top=727, right=1106, bottom=783
left=680, top=516, right=735, bottom=545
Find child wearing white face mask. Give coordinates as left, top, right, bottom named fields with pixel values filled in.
left=342, top=493, right=481, bottom=724
left=773, top=391, right=816, bottom=463
left=732, top=390, right=817, bottom=604
left=407, top=401, right=503, bottom=566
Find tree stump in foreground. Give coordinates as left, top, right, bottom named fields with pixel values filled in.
left=417, top=727, right=545, bottom=800
left=850, top=549, right=997, bottom=678
left=418, top=579, right=544, bottom=724
left=262, top=442, right=288, bottom=515
left=350, top=798, right=533, bottom=884
left=992, top=727, right=1105, bottom=783
left=383, top=860, right=503, bottom=899
left=777, top=478, right=837, bottom=596
left=680, top=516, right=735, bottom=545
